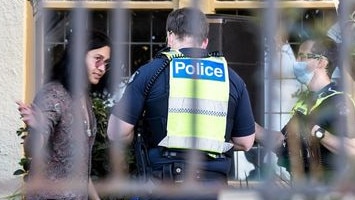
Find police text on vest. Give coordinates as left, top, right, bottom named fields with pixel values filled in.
left=172, top=59, right=225, bottom=81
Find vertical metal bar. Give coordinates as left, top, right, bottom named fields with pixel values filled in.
left=70, top=2, right=87, bottom=99
left=109, top=0, right=128, bottom=178
left=335, top=0, right=353, bottom=184
left=261, top=0, right=278, bottom=181
left=69, top=0, right=89, bottom=191
left=184, top=0, right=205, bottom=186
left=27, top=0, right=45, bottom=192
left=34, top=0, right=45, bottom=92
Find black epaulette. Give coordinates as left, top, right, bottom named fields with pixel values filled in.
left=208, top=51, right=223, bottom=57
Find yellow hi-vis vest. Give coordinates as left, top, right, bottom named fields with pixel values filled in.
left=158, top=50, right=233, bottom=153
left=292, top=89, right=345, bottom=116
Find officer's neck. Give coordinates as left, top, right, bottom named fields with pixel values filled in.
left=308, top=74, right=332, bottom=93
left=169, top=36, right=207, bottom=50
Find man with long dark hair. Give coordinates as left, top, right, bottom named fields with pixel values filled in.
left=17, top=30, right=111, bottom=199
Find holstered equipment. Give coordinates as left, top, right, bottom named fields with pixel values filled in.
left=133, top=126, right=151, bottom=182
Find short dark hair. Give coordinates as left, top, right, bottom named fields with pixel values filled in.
left=165, top=7, right=209, bottom=45
left=310, top=37, right=338, bottom=78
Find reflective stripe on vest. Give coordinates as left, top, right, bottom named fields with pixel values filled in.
left=158, top=50, right=232, bottom=153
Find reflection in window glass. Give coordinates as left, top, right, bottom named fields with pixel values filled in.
left=45, top=11, right=67, bottom=43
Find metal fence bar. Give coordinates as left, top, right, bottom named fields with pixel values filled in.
left=28, top=0, right=355, bottom=199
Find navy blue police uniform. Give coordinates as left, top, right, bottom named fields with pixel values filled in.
left=111, top=48, right=255, bottom=186
left=277, top=82, right=355, bottom=182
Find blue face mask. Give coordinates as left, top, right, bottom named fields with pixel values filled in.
left=293, top=61, right=314, bottom=85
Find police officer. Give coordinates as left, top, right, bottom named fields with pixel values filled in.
left=276, top=37, right=355, bottom=183
left=107, top=7, right=255, bottom=200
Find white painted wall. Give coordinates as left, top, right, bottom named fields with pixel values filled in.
left=0, top=0, right=25, bottom=197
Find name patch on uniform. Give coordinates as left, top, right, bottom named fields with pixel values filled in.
left=172, top=59, right=225, bottom=81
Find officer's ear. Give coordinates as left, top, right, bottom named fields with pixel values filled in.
left=201, top=38, right=208, bottom=49
left=319, top=57, right=329, bottom=69
left=166, top=31, right=175, bottom=48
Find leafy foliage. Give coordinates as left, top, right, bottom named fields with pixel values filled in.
left=90, top=93, right=113, bottom=179
left=13, top=127, right=30, bottom=180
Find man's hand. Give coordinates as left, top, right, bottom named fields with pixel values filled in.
left=16, top=101, right=40, bottom=129
left=255, top=122, right=285, bottom=149
left=274, top=131, right=286, bottom=147
left=17, top=101, right=45, bottom=157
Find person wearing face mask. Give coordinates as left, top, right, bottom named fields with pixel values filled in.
left=275, top=37, right=355, bottom=184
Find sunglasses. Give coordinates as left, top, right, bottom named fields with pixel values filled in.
left=93, top=55, right=110, bottom=71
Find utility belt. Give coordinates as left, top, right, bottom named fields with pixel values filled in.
left=148, top=148, right=229, bottom=184
left=162, top=149, right=228, bottom=160
left=151, top=161, right=227, bottom=183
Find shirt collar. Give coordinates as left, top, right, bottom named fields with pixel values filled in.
left=178, top=48, right=210, bottom=58
left=312, top=82, right=338, bottom=100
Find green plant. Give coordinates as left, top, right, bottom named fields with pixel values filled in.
left=90, top=93, right=112, bottom=179
left=13, top=127, right=30, bottom=179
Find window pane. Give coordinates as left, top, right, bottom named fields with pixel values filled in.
left=152, top=11, right=169, bottom=43
left=91, top=11, right=108, bottom=33
left=44, top=44, right=65, bottom=77
left=45, top=11, right=67, bottom=43
left=132, top=11, right=151, bottom=42
left=131, top=44, right=150, bottom=73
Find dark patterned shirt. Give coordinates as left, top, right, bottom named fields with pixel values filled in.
left=24, top=81, right=96, bottom=200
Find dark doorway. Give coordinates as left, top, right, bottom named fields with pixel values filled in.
left=207, top=14, right=264, bottom=124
